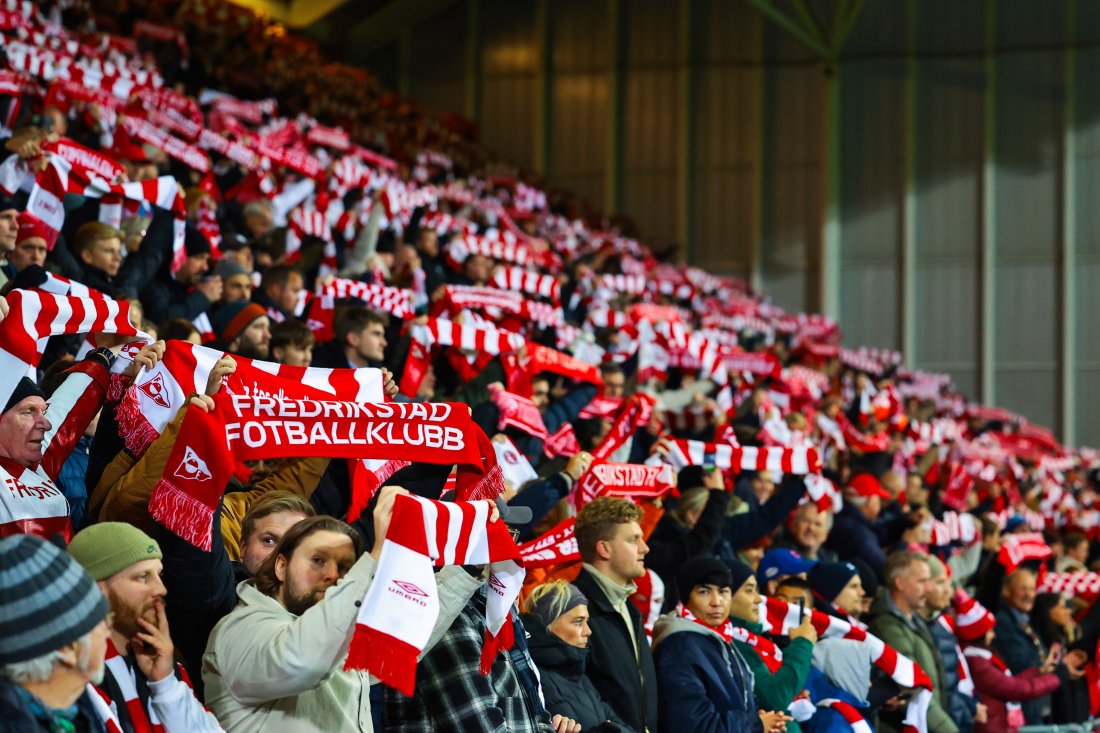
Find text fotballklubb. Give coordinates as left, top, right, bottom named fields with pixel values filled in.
left=225, top=420, right=467, bottom=450
left=228, top=395, right=453, bottom=421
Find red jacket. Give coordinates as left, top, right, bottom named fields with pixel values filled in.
left=966, top=650, right=1059, bottom=733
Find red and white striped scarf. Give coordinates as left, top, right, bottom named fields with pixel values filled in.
left=116, top=340, right=383, bottom=457
left=658, top=438, right=821, bottom=476
left=319, top=277, right=413, bottom=319
left=0, top=289, right=144, bottom=410
left=446, top=233, right=531, bottom=268
left=399, top=317, right=525, bottom=398
left=523, top=341, right=603, bottom=387
left=760, top=598, right=934, bottom=733
left=816, top=698, right=873, bottom=733
left=0, top=456, right=71, bottom=540
left=345, top=493, right=524, bottom=695
left=491, top=266, right=560, bottom=304
left=151, top=390, right=503, bottom=550
left=27, top=154, right=187, bottom=270
left=96, top=639, right=202, bottom=733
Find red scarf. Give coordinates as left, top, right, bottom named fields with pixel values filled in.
left=574, top=461, right=676, bottom=506
left=347, top=494, right=524, bottom=694
left=677, top=603, right=735, bottom=642
left=150, top=390, right=503, bottom=550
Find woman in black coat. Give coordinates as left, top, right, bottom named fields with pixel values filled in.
left=522, top=581, right=635, bottom=733
left=1031, top=592, right=1091, bottom=724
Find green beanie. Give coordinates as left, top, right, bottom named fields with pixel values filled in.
left=68, top=522, right=163, bottom=581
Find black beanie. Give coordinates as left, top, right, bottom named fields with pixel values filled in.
left=184, top=226, right=211, bottom=257
left=678, top=557, right=735, bottom=598
left=849, top=558, right=878, bottom=600
left=4, top=377, right=46, bottom=413
left=808, top=561, right=859, bottom=604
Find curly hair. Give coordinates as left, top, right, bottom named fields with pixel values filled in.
left=574, top=497, right=643, bottom=563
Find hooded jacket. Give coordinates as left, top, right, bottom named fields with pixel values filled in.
left=652, top=614, right=762, bottom=733
left=523, top=620, right=634, bottom=732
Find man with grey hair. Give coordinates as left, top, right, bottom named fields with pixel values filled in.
left=868, top=551, right=956, bottom=733
left=782, top=502, right=837, bottom=561
left=0, top=533, right=112, bottom=731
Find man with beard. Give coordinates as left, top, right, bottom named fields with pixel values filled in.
left=212, top=301, right=271, bottom=360
left=67, top=522, right=221, bottom=732
left=203, top=487, right=482, bottom=732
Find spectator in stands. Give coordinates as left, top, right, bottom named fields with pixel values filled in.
left=205, top=490, right=478, bottom=732
left=0, top=534, right=112, bottom=732
left=571, top=497, right=658, bottom=733
left=0, top=203, right=18, bottom=289
left=992, top=567, right=1047, bottom=723
left=312, top=307, right=387, bottom=369
left=157, top=317, right=203, bottom=344
left=867, top=551, right=956, bottom=733
left=959, top=606, right=1062, bottom=733
left=211, top=301, right=271, bottom=359
left=1030, top=592, right=1090, bottom=724
left=1057, top=532, right=1089, bottom=573
left=774, top=577, right=814, bottom=609
left=253, top=265, right=303, bottom=322
left=599, top=363, right=626, bottom=399
left=807, top=561, right=864, bottom=621
left=240, top=200, right=275, bottom=242
left=653, top=557, right=791, bottom=733
left=779, top=503, right=837, bottom=562
left=54, top=219, right=169, bottom=301
left=6, top=214, right=49, bottom=276
left=213, top=259, right=254, bottom=309
left=921, top=555, right=981, bottom=733
left=140, top=227, right=220, bottom=324
left=269, top=319, right=316, bottom=367
left=522, top=580, right=633, bottom=732
left=826, top=474, right=891, bottom=581
left=645, top=467, right=732, bottom=612
left=0, top=342, right=126, bottom=540
left=757, top=548, right=817, bottom=597
left=67, top=522, right=221, bottom=731
left=727, top=558, right=818, bottom=733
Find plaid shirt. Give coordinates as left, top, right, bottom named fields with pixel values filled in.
left=384, top=586, right=555, bottom=733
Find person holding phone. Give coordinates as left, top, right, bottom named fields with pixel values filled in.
left=725, top=560, right=818, bottom=733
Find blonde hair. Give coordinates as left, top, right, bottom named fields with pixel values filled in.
left=523, top=580, right=573, bottom=620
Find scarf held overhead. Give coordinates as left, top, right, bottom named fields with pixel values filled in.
left=345, top=493, right=524, bottom=696
left=149, top=387, right=503, bottom=550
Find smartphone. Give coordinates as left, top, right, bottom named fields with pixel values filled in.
left=798, top=597, right=806, bottom=622
left=1051, top=642, right=1063, bottom=665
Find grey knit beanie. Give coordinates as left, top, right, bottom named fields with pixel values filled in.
left=0, top=534, right=109, bottom=664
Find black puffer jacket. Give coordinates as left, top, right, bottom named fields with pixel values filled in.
left=523, top=620, right=635, bottom=733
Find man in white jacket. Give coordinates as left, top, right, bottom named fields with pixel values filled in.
left=202, top=486, right=482, bottom=733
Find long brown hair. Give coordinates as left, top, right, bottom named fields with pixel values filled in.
left=253, top=515, right=363, bottom=597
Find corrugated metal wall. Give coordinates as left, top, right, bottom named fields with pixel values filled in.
left=386, top=0, right=1099, bottom=448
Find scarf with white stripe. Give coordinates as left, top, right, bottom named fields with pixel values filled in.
left=345, top=493, right=524, bottom=695
left=0, top=288, right=144, bottom=410
left=318, top=277, right=413, bottom=319
left=116, top=340, right=384, bottom=457
left=760, top=598, right=934, bottom=733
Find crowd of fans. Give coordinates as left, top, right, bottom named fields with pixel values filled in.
left=1, top=2, right=1099, bottom=733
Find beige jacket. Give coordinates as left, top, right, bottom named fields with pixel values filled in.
left=202, top=558, right=481, bottom=733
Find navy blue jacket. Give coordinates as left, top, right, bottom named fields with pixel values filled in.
left=825, top=503, right=886, bottom=582
left=992, top=607, right=1048, bottom=725
left=653, top=616, right=762, bottom=733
